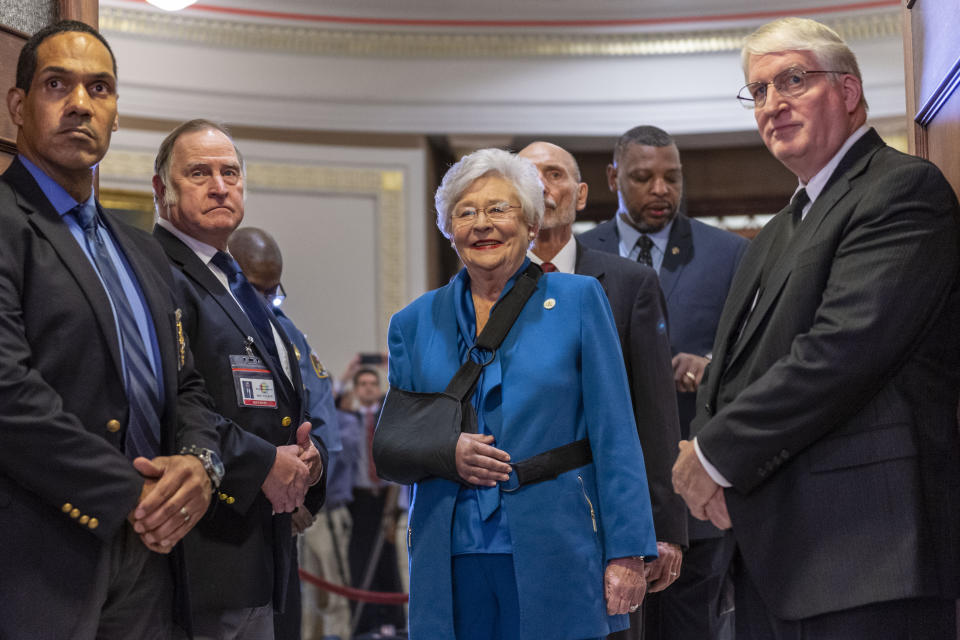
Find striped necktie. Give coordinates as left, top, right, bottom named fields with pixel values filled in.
left=73, top=202, right=162, bottom=459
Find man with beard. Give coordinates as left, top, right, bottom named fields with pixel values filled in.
left=519, top=142, right=684, bottom=638
left=579, top=127, right=747, bottom=640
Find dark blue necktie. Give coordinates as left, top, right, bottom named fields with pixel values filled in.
left=73, top=202, right=162, bottom=459
left=210, top=250, right=280, bottom=364
left=636, top=234, right=654, bottom=268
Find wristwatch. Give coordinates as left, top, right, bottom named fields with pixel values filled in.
left=180, top=444, right=225, bottom=491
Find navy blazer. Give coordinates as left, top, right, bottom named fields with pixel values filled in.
left=695, top=129, right=960, bottom=619
left=580, top=215, right=747, bottom=541
left=574, top=241, right=686, bottom=546
left=579, top=215, right=748, bottom=433
left=0, top=159, right=228, bottom=638
left=154, top=225, right=327, bottom=612
left=388, top=265, right=656, bottom=640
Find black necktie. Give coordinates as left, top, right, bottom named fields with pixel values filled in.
left=211, top=250, right=280, bottom=364
left=636, top=234, right=654, bottom=268
left=729, top=188, right=811, bottom=352
left=759, top=188, right=809, bottom=292
left=73, top=202, right=162, bottom=459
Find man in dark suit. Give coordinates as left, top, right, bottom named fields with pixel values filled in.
left=673, top=17, right=960, bottom=638
left=152, top=119, right=327, bottom=639
left=0, top=21, right=231, bottom=639
left=579, top=128, right=747, bottom=640
left=518, top=141, right=685, bottom=626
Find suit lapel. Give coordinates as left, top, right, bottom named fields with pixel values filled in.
left=723, top=130, right=885, bottom=369
left=106, top=214, right=179, bottom=419
left=591, top=218, right=620, bottom=251
left=156, top=225, right=260, bottom=344
left=574, top=240, right=608, bottom=291
left=6, top=160, right=125, bottom=382
left=658, top=215, right=692, bottom=301
left=154, top=225, right=296, bottom=397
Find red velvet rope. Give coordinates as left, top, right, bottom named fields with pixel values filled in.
left=298, top=569, right=409, bottom=605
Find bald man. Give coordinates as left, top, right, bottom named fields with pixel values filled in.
left=519, top=143, right=686, bottom=638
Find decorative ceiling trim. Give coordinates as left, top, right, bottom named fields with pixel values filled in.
left=100, top=149, right=407, bottom=343
left=100, top=5, right=901, bottom=59
left=127, top=0, right=899, bottom=29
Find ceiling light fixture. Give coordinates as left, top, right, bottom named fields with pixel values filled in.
left=145, top=0, right=199, bottom=11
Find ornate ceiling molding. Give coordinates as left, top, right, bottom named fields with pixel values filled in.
left=100, top=5, right=900, bottom=59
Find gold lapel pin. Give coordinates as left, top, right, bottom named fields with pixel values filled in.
left=671, top=246, right=680, bottom=255
left=544, top=298, right=556, bottom=310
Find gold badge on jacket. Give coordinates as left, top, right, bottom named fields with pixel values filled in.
left=310, top=351, right=329, bottom=379
left=175, top=308, right=186, bottom=371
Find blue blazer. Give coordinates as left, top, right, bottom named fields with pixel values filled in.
left=387, top=264, right=657, bottom=640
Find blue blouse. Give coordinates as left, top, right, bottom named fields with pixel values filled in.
left=450, top=261, right=534, bottom=555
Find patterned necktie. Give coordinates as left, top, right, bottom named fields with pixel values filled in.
left=540, top=262, right=557, bottom=273
left=73, top=202, right=161, bottom=459
left=211, top=251, right=280, bottom=364
left=636, top=234, right=654, bottom=267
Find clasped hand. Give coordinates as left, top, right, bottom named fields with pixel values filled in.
left=262, top=421, right=323, bottom=513
left=129, top=454, right=211, bottom=553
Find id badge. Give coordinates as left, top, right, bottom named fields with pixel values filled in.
left=230, top=354, right=278, bottom=408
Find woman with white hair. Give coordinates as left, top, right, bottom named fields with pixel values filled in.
left=378, top=148, right=656, bottom=639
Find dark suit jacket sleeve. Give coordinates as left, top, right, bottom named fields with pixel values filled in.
left=627, top=269, right=687, bottom=545
left=698, top=159, right=960, bottom=493
left=303, top=436, right=328, bottom=515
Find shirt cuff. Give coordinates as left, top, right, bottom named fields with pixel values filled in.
left=694, top=437, right=732, bottom=488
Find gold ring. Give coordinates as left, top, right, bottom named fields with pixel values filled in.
left=684, top=371, right=696, bottom=381
left=629, top=604, right=640, bottom=613
left=180, top=507, right=190, bottom=522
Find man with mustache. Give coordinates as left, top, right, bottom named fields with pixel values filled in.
left=579, top=127, right=747, bottom=640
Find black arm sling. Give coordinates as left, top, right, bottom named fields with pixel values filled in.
left=373, top=262, right=591, bottom=488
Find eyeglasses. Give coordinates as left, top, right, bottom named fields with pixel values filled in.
left=452, top=202, right=522, bottom=227
left=737, top=67, right=844, bottom=109
left=260, top=282, right=286, bottom=307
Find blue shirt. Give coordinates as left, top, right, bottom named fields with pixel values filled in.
left=449, top=262, right=535, bottom=556
left=19, top=155, right=163, bottom=393
left=327, top=410, right=362, bottom=508
left=615, top=213, right=674, bottom=274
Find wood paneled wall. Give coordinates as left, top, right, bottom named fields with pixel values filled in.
left=903, top=0, right=960, bottom=198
